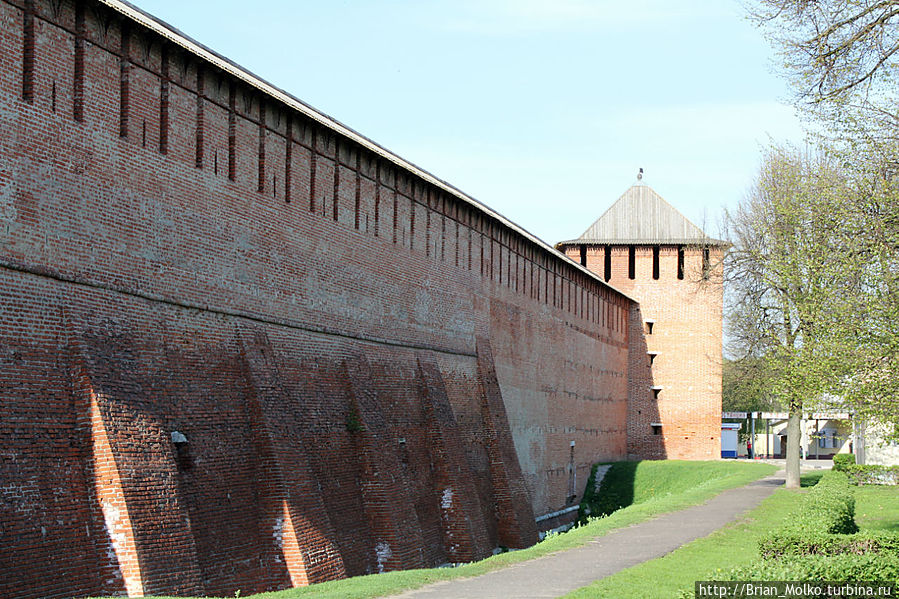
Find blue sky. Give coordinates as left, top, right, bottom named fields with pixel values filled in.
left=136, top=0, right=806, bottom=245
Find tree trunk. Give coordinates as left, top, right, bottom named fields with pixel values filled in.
left=785, top=408, right=802, bottom=489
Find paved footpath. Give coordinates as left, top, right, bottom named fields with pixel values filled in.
left=389, top=472, right=785, bottom=599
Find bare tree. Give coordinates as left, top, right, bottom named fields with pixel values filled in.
left=750, top=0, right=899, bottom=133
left=751, top=1, right=899, bottom=100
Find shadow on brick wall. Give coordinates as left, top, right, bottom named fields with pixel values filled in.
left=627, top=304, right=666, bottom=460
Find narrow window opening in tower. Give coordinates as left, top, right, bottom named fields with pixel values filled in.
left=677, top=245, right=685, bottom=280
left=22, top=0, right=35, bottom=103
left=398, top=437, right=409, bottom=468
left=603, top=245, right=612, bottom=281
left=628, top=245, right=635, bottom=279
left=652, top=387, right=662, bottom=399
left=651, top=424, right=662, bottom=436
left=175, top=442, right=192, bottom=471
left=648, top=352, right=657, bottom=365
left=645, top=320, right=654, bottom=335
left=579, top=244, right=587, bottom=267
left=702, top=248, right=710, bottom=280
left=652, top=245, right=660, bottom=280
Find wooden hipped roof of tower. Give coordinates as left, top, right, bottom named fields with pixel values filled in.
left=558, top=181, right=728, bottom=246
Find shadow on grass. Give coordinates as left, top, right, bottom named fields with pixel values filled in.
left=800, top=471, right=825, bottom=487
left=578, top=462, right=636, bottom=523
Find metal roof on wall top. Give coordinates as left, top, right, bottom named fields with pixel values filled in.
left=97, top=0, right=635, bottom=302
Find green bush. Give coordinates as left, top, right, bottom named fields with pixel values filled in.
left=782, top=470, right=857, bottom=535
left=759, top=531, right=899, bottom=559
left=697, top=472, right=899, bottom=592
left=686, top=554, right=899, bottom=599
left=832, top=453, right=855, bottom=472
left=845, top=464, right=899, bottom=486
left=724, top=553, right=899, bottom=583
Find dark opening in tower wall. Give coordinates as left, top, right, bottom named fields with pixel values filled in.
left=604, top=245, right=612, bottom=281
left=652, top=245, right=660, bottom=280
left=628, top=245, right=635, bottom=279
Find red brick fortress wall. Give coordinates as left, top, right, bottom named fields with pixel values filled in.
left=0, top=1, right=632, bottom=596
left=564, top=244, right=723, bottom=460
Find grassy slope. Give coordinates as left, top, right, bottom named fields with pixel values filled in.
left=118, top=461, right=774, bottom=599
left=585, top=460, right=773, bottom=515
left=565, top=473, right=899, bottom=599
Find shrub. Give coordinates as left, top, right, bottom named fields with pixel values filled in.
left=782, top=470, right=857, bottom=535
left=698, top=473, right=899, bottom=592
left=832, top=453, right=855, bottom=472
left=759, top=531, right=899, bottom=559
left=724, top=553, right=899, bottom=583
left=845, top=464, right=899, bottom=486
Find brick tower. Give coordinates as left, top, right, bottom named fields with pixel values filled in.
left=557, top=174, right=726, bottom=459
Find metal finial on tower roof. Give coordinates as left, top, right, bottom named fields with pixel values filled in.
left=637, top=167, right=644, bottom=181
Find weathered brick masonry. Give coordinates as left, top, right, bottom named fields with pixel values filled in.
left=559, top=183, right=725, bottom=461
left=0, top=0, right=638, bottom=596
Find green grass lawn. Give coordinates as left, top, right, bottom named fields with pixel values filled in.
left=855, top=483, right=899, bottom=533
left=564, top=472, right=812, bottom=599
left=119, top=461, right=773, bottom=599
left=564, top=474, right=899, bottom=599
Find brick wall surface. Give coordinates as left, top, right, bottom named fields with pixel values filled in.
left=0, top=1, right=632, bottom=596
left=563, top=244, right=724, bottom=460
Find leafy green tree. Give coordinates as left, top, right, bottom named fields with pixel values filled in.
left=722, top=356, right=780, bottom=414
left=747, top=0, right=899, bottom=450
left=726, top=144, right=853, bottom=487
left=826, top=142, right=899, bottom=435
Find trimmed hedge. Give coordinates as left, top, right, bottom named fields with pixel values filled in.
left=724, top=553, right=899, bottom=583
left=845, top=464, right=899, bottom=486
left=759, top=531, right=899, bottom=559
left=696, top=470, right=899, bottom=593
left=781, top=470, right=857, bottom=535
left=679, top=555, right=899, bottom=599
left=832, top=453, right=855, bottom=472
